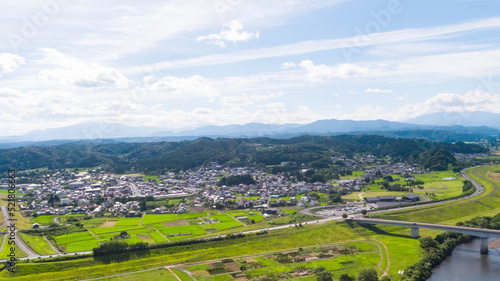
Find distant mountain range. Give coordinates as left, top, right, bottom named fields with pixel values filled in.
left=405, top=111, right=500, bottom=129
left=0, top=111, right=499, bottom=148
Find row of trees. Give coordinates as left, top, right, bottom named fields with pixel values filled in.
left=456, top=212, right=500, bottom=229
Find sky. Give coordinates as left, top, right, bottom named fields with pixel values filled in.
left=2, top=0, right=500, bottom=137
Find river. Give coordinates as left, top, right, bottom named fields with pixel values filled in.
left=428, top=238, right=500, bottom=281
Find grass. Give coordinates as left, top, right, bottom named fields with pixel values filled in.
left=193, top=274, right=233, bottom=281
left=144, top=175, right=161, bottom=183
left=91, top=226, right=147, bottom=235
left=99, top=268, right=178, bottom=281
left=7, top=166, right=496, bottom=281
left=0, top=237, right=28, bottom=259
left=116, top=218, right=141, bottom=226
left=171, top=268, right=192, bottom=281
left=142, top=214, right=179, bottom=225
left=18, top=233, right=57, bottom=256
left=0, top=221, right=367, bottom=280
left=32, top=215, right=55, bottom=224
left=187, top=264, right=211, bottom=271
left=54, top=231, right=98, bottom=252
left=156, top=224, right=206, bottom=239
left=372, top=166, right=500, bottom=225
left=0, top=190, right=26, bottom=196
left=244, top=252, right=380, bottom=277
left=149, top=231, right=168, bottom=243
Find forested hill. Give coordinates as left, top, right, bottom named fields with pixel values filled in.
left=0, top=135, right=488, bottom=173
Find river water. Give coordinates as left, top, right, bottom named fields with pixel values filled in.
left=428, top=239, right=500, bottom=281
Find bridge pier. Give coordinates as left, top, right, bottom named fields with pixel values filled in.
left=411, top=227, right=419, bottom=238
left=480, top=237, right=489, bottom=254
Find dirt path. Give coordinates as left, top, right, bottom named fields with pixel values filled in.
left=359, top=192, right=365, bottom=200
left=152, top=226, right=170, bottom=242
left=44, top=235, right=60, bottom=254
left=139, top=213, right=145, bottom=226
left=88, top=229, right=99, bottom=239
left=173, top=266, right=197, bottom=281
left=371, top=238, right=390, bottom=277
left=166, top=266, right=183, bottom=281
left=80, top=239, right=372, bottom=281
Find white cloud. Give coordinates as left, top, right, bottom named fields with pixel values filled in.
left=281, top=62, right=296, bottom=69
left=0, top=53, right=25, bottom=76
left=395, top=90, right=500, bottom=120
left=262, top=102, right=286, bottom=109
left=196, top=20, right=259, bottom=48
left=221, top=92, right=283, bottom=107
left=365, top=88, right=392, bottom=93
left=145, top=75, right=219, bottom=102
left=299, top=60, right=368, bottom=82
left=126, top=17, right=500, bottom=74
left=37, top=48, right=130, bottom=88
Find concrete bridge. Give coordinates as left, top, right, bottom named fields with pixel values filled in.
left=353, top=218, right=500, bottom=254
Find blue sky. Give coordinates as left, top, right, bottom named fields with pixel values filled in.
left=1, top=0, right=500, bottom=136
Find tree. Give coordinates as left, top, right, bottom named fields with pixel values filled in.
left=357, top=269, right=378, bottom=281
left=329, top=193, right=342, bottom=203
left=342, top=213, right=348, bottom=219
left=139, top=199, right=147, bottom=211
left=339, top=274, right=355, bottom=281
left=419, top=236, right=438, bottom=249
left=379, top=276, right=391, bottom=281
left=361, top=209, right=367, bottom=215
left=315, top=269, right=333, bottom=281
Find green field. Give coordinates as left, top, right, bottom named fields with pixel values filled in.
left=5, top=166, right=499, bottom=281
left=99, top=268, right=178, bottom=281
left=0, top=220, right=400, bottom=280
left=181, top=241, right=384, bottom=281
left=91, top=226, right=147, bottom=235
left=372, top=166, right=500, bottom=225
left=171, top=268, right=193, bottom=281
left=115, top=218, right=141, bottom=226
left=31, top=215, right=55, bottom=224
left=54, top=231, right=99, bottom=252
left=0, top=237, right=28, bottom=259
left=142, top=214, right=180, bottom=225
left=156, top=224, right=207, bottom=240
left=19, top=233, right=57, bottom=256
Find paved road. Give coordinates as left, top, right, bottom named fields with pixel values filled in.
left=4, top=166, right=493, bottom=261
left=354, top=218, right=500, bottom=238
left=0, top=205, right=39, bottom=259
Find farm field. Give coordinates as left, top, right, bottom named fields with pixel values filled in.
left=178, top=241, right=383, bottom=281
left=32, top=215, right=55, bottom=224
left=54, top=231, right=100, bottom=252
left=115, top=218, right=142, bottom=226
left=0, top=221, right=370, bottom=280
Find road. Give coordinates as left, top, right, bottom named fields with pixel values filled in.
left=0, top=205, right=39, bottom=259
left=2, top=166, right=493, bottom=261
